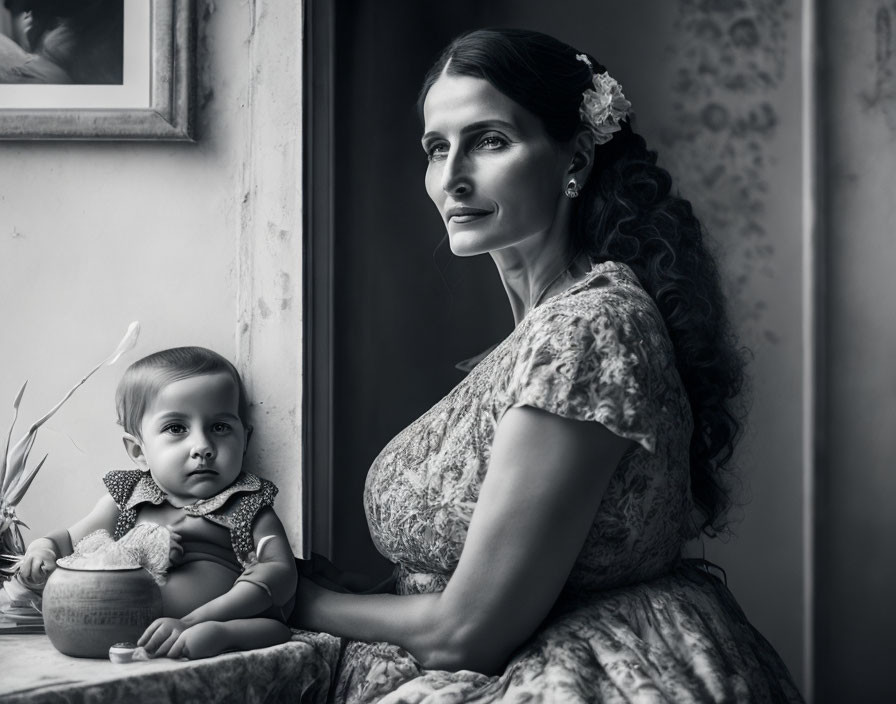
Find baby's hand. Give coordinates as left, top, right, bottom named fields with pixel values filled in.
left=164, top=520, right=185, bottom=568
left=15, top=546, right=57, bottom=587
left=167, top=622, right=229, bottom=660
left=137, top=617, right=189, bottom=658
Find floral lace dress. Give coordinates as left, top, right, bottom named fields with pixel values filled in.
left=328, top=261, right=803, bottom=703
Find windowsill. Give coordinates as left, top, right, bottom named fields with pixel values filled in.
left=0, top=631, right=339, bottom=703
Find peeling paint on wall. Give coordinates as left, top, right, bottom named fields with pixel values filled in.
left=279, top=271, right=292, bottom=310
left=257, top=296, right=272, bottom=319
left=661, top=0, right=791, bottom=343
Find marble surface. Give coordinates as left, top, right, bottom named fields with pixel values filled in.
left=0, top=631, right=340, bottom=704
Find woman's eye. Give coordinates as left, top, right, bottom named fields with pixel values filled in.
left=162, top=424, right=187, bottom=435
left=476, top=134, right=507, bottom=151
left=212, top=422, right=232, bottom=433
left=425, top=143, right=449, bottom=162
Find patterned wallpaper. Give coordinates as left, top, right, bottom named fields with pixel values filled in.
left=660, top=0, right=793, bottom=345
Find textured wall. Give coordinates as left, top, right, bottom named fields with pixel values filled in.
left=817, top=1, right=896, bottom=701
left=656, top=1, right=807, bottom=692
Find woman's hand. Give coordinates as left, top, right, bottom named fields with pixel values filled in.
left=137, top=617, right=189, bottom=657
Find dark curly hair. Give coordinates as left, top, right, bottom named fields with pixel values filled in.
left=418, top=28, right=747, bottom=535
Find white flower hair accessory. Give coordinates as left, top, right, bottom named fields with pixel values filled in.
left=575, top=54, right=631, bottom=145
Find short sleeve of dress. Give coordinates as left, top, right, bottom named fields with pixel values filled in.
left=506, top=294, right=668, bottom=453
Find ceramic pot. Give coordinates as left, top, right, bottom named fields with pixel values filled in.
left=42, top=565, right=162, bottom=658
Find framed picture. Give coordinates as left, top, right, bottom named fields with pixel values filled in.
left=0, top=0, right=194, bottom=140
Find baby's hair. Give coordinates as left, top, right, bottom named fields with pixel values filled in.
left=115, top=346, right=250, bottom=438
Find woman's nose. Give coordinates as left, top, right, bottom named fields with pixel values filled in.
left=441, top=150, right=471, bottom=196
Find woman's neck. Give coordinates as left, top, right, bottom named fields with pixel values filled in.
left=492, top=245, right=590, bottom=325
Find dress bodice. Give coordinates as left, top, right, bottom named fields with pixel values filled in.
left=364, top=261, right=695, bottom=596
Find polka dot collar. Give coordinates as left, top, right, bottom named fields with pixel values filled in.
left=125, top=470, right=264, bottom=516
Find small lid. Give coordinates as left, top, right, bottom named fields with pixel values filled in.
left=108, top=642, right=137, bottom=664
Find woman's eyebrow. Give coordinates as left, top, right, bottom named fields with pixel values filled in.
left=421, top=119, right=517, bottom=144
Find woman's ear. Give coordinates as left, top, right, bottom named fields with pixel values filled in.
left=122, top=433, right=149, bottom=470
left=568, top=129, right=596, bottom=183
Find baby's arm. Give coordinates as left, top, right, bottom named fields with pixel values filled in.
left=17, top=494, right=119, bottom=586
left=166, top=618, right=291, bottom=660
left=188, top=508, right=296, bottom=623
left=232, top=507, right=298, bottom=616
left=139, top=508, right=297, bottom=657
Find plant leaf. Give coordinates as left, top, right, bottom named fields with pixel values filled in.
left=12, top=381, right=26, bottom=409
left=6, top=453, right=48, bottom=506
left=1, top=432, right=35, bottom=497
left=104, top=321, right=141, bottom=366
left=0, top=381, right=27, bottom=500
left=11, top=523, right=25, bottom=554
left=0, top=323, right=140, bottom=506
left=27, top=321, right=141, bottom=434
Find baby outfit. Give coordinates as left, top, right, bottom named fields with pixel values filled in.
left=101, top=469, right=294, bottom=617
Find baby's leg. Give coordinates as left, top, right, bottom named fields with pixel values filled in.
left=169, top=617, right=291, bottom=659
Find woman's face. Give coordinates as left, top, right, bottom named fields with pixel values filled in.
left=422, top=72, right=573, bottom=257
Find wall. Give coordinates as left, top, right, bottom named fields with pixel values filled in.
left=0, top=0, right=305, bottom=553
left=329, top=0, right=808, bottom=694
left=816, top=1, right=896, bottom=702
left=646, top=1, right=808, bottom=693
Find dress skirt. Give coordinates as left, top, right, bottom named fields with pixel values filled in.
left=323, top=562, right=803, bottom=703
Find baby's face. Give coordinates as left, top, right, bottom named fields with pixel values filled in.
left=135, top=372, right=248, bottom=505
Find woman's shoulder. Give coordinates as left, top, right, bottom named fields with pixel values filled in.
left=522, top=260, right=671, bottom=356
left=498, top=261, right=682, bottom=455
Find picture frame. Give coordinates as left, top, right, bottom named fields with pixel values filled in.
left=0, top=0, right=194, bottom=141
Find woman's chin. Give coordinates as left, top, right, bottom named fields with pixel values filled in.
left=446, top=232, right=493, bottom=257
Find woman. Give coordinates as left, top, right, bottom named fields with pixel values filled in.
left=293, top=28, right=803, bottom=703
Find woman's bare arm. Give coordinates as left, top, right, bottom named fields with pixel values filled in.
left=294, top=405, right=633, bottom=673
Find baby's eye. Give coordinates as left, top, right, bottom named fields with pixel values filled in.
left=211, top=422, right=232, bottom=434
left=162, top=423, right=187, bottom=435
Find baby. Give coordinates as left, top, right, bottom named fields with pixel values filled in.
left=17, top=346, right=297, bottom=659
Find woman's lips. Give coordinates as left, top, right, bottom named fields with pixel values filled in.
left=451, top=214, right=489, bottom=223
left=448, top=208, right=491, bottom=223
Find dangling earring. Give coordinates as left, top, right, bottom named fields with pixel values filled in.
left=564, top=178, right=580, bottom=199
